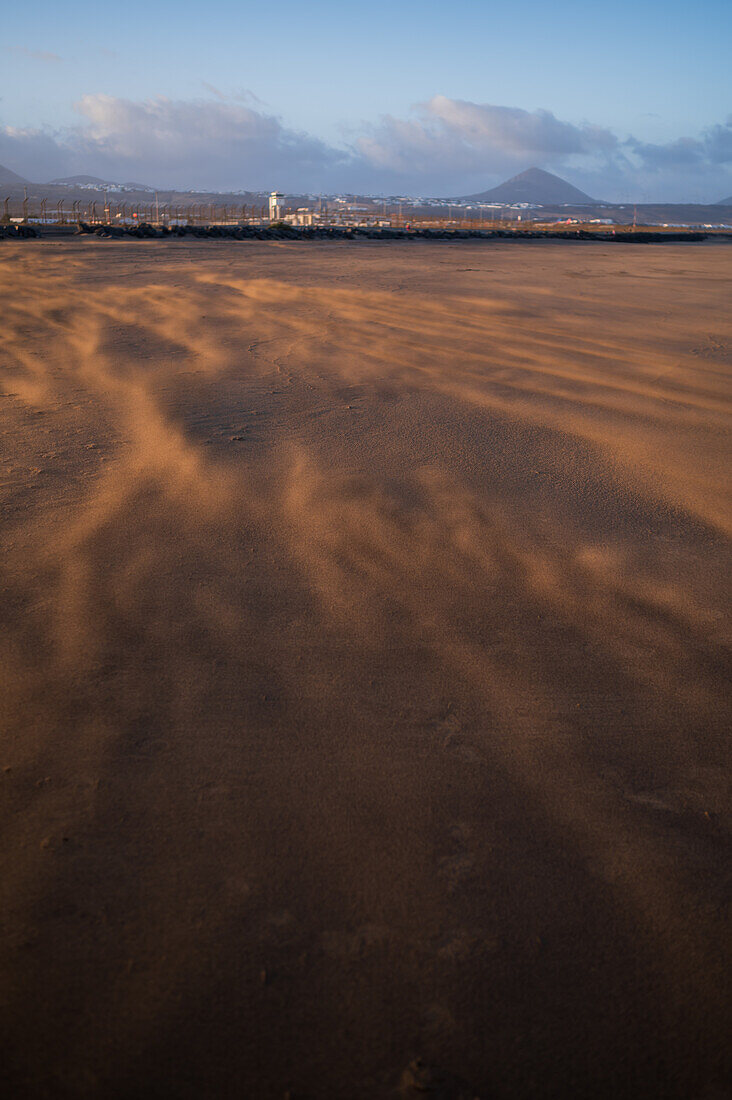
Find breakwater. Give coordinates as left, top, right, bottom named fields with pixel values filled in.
left=1, top=221, right=715, bottom=243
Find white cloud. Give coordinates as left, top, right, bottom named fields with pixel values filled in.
left=355, top=97, right=618, bottom=178
left=73, top=94, right=340, bottom=190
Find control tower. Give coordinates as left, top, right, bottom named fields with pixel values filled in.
left=269, top=192, right=284, bottom=221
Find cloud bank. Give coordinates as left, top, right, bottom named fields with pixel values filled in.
left=0, top=95, right=341, bottom=192
left=354, top=96, right=618, bottom=176
left=1, top=93, right=730, bottom=200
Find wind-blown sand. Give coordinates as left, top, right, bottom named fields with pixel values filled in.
left=1, top=238, right=730, bottom=1099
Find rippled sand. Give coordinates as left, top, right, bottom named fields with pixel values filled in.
left=1, top=238, right=730, bottom=1099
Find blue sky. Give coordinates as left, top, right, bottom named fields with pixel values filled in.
left=2, top=0, right=731, bottom=199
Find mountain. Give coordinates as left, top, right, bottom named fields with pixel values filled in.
left=717, top=194, right=732, bottom=204
left=463, top=167, right=595, bottom=205
left=0, top=163, right=29, bottom=187
left=49, top=175, right=118, bottom=186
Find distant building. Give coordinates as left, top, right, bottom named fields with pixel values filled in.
left=286, top=209, right=318, bottom=226
left=269, top=191, right=284, bottom=220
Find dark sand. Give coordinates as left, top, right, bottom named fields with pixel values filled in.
left=1, top=239, right=730, bottom=1099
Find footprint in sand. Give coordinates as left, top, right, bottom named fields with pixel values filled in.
left=430, top=710, right=484, bottom=765
left=438, top=821, right=477, bottom=895
left=399, top=1058, right=474, bottom=1099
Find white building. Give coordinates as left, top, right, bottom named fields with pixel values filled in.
left=269, top=192, right=284, bottom=220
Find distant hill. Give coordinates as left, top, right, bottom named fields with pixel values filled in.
left=0, top=162, right=29, bottom=187
left=48, top=175, right=157, bottom=192
left=463, top=167, right=596, bottom=205
left=49, top=175, right=118, bottom=186
left=717, top=194, right=732, bottom=205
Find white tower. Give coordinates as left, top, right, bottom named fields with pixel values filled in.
left=269, top=191, right=284, bottom=221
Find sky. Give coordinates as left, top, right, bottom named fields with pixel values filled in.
left=2, top=0, right=731, bottom=200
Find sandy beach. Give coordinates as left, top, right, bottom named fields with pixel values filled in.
left=1, top=237, right=730, bottom=1099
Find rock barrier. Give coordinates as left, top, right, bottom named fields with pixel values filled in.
left=76, top=222, right=709, bottom=244
left=0, top=224, right=39, bottom=239
left=0, top=221, right=711, bottom=244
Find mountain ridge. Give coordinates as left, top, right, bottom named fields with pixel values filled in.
left=0, top=163, right=29, bottom=187
left=49, top=174, right=117, bottom=186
